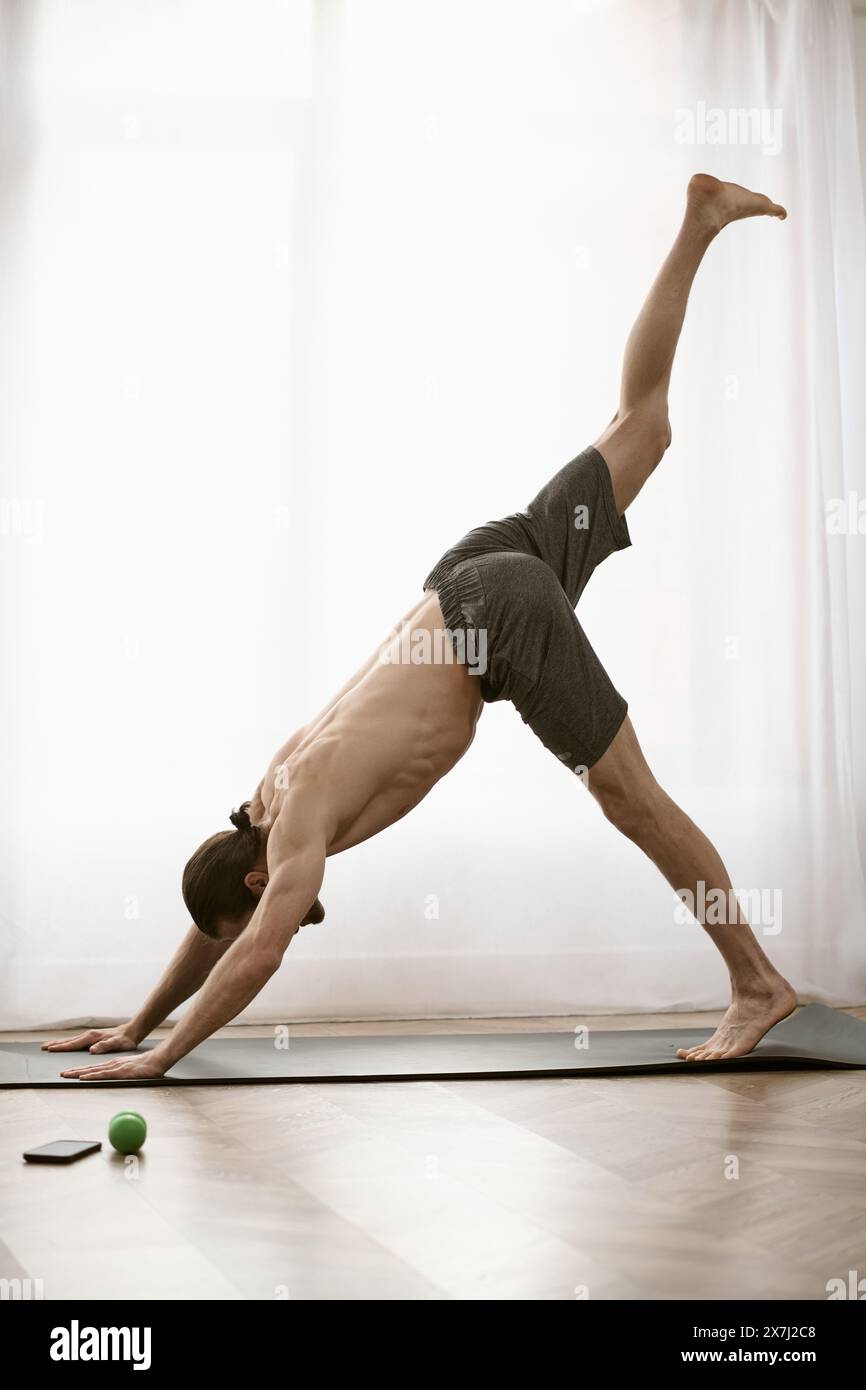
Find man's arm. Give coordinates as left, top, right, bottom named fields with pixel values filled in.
left=154, top=844, right=324, bottom=1069
left=43, top=925, right=232, bottom=1053
left=60, top=830, right=326, bottom=1081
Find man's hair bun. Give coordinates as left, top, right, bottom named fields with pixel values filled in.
left=229, top=802, right=253, bottom=833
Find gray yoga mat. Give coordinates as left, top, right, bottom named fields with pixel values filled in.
left=1, top=1005, right=864, bottom=1087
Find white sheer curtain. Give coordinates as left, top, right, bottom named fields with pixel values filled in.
left=1, top=0, right=864, bottom=1028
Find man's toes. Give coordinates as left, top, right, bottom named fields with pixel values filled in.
left=677, top=1035, right=731, bottom=1061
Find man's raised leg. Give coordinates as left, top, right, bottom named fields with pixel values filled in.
left=588, top=717, right=795, bottom=1060
left=594, top=174, right=786, bottom=515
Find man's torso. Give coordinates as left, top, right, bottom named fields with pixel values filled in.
left=250, top=594, right=482, bottom=855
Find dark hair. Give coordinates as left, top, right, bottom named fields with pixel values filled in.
left=182, top=802, right=264, bottom=938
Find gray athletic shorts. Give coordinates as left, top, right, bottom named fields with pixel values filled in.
left=423, top=445, right=630, bottom=772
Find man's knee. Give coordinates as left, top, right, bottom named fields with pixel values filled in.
left=590, top=772, right=663, bottom=843
left=622, top=400, right=671, bottom=470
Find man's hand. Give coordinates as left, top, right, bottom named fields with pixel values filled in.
left=41, top=924, right=235, bottom=1062
left=42, top=1026, right=142, bottom=1055
left=59, top=1049, right=169, bottom=1082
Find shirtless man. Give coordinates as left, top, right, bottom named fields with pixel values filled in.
left=49, top=175, right=795, bottom=1081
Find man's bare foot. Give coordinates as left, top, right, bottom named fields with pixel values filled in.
left=686, top=172, right=787, bottom=236
left=676, top=977, right=797, bottom=1062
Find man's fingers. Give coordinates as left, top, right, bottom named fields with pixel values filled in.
left=60, top=1061, right=124, bottom=1079
left=64, top=1061, right=146, bottom=1081
left=42, top=1031, right=101, bottom=1052
left=77, top=1069, right=135, bottom=1082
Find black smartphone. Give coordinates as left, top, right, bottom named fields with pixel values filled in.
left=23, top=1140, right=102, bottom=1164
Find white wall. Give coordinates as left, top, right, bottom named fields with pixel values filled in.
left=851, top=6, right=866, bottom=863
left=2, top=0, right=865, bottom=1027
left=855, top=9, right=866, bottom=163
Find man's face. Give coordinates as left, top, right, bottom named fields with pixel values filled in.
left=301, top=897, right=326, bottom=926
left=213, top=896, right=325, bottom=943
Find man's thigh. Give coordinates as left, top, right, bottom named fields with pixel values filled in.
left=478, top=553, right=629, bottom=775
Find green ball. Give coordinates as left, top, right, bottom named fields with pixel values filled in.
left=108, top=1110, right=147, bottom=1155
